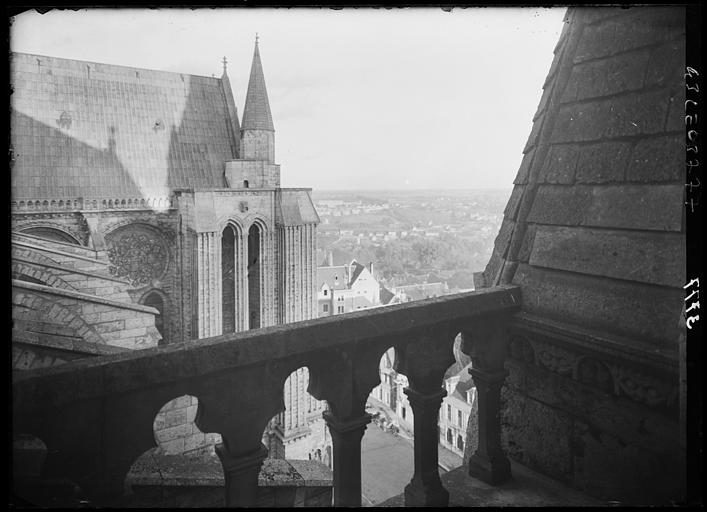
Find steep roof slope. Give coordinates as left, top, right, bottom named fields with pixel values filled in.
left=481, top=7, right=685, bottom=349
left=10, top=52, right=238, bottom=200
left=241, top=42, right=274, bottom=131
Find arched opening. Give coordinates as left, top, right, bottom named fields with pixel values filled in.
left=247, top=224, right=261, bottom=329
left=141, top=291, right=167, bottom=346
left=222, top=226, right=236, bottom=334
left=243, top=179, right=249, bottom=188
left=265, top=366, right=331, bottom=467
left=20, top=226, right=81, bottom=245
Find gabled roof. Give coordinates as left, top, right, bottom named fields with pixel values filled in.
left=379, top=285, right=396, bottom=305
left=348, top=260, right=367, bottom=287
left=10, top=52, right=237, bottom=199
left=317, top=266, right=349, bottom=291
left=241, top=41, right=274, bottom=131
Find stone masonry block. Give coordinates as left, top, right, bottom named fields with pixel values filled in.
left=575, top=60, right=608, bottom=101
left=626, top=135, right=683, bottom=182
left=512, top=263, right=684, bottom=345
left=551, top=102, right=612, bottom=143
left=574, top=19, right=617, bottom=63
left=575, top=141, right=632, bottom=183
left=604, top=89, right=670, bottom=138
left=523, top=114, right=545, bottom=153
left=153, top=412, right=166, bottom=431
left=533, top=84, right=552, bottom=121
left=645, top=40, right=685, bottom=87
left=665, top=84, right=685, bottom=133
left=94, top=319, right=127, bottom=334
left=501, top=389, right=573, bottom=483
left=517, top=224, right=538, bottom=263
left=572, top=420, right=683, bottom=504
left=529, top=226, right=685, bottom=287
left=156, top=423, right=190, bottom=443
left=539, top=145, right=579, bottom=184
left=184, top=433, right=208, bottom=453
left=186, top=405, right=198, bottom=423
left=124, top=316, right=152, bottom=330
left=503, top=185, right=525, bottom=219
left=527, top=185, right=592, bottom=226
left=164, top=408, right=188, bottom=428
left=611, top=7, right=685, bottom=54
left=584, top=184, right=683, bottom=231
left=604, top=49, right=651, bottom=96
left=514, top=148, right=535, bottom=185
left=159, top=438, right=185, bottom=455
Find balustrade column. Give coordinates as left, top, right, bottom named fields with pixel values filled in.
left=323, top=411, right=371, bottom=507
left=403, top=388, right=449, bottom=507
left=215, top=443, right=269, bottom=507
left=467, top=367, right=511, bottom=484
left=395, top=328, right=456, bottom=507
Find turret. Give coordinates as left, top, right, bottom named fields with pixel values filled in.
left=225, top=35, right=281, bottom=189
left=241, top=34, right=275, bottom=162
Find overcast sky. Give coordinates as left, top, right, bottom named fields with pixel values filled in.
left=11, top=7, right=567, bottom=191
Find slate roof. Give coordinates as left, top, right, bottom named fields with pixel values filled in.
left=275, top=189, right=320, bottom=226
left=241, top=42, right=274, bottom=131
left=317, top=266, right=349, bottom=291
left=348, top=261, right=367, bottom=286
left=10, top=52, right=238, bottom=200
left=395, top=282, right=447, bottom=301
left=379, top=285, right=396, bottom=305
left=482, top=7, right=685, bottom=348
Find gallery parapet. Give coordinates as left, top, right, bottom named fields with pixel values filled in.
left=13, top=285, right=521, bottom=507
left=11, top=196, right=175, bottom=213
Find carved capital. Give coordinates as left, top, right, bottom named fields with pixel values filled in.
left=216, top=443, right=269, bottom=475
left=459, top=313, right=511, bottom=372
left=395, top=327, right=456, bottom=393
left=309, top=344, right=383, bottom=421
left=215, top=443, right=269, bottom=507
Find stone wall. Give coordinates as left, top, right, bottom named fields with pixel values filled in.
left=478, top=6, right=686, bottom=505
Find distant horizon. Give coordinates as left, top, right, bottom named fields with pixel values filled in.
left=312, top=187, right=512, bottom=193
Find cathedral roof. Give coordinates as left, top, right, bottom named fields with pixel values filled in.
left=10, top=52, right=238, bottom=200
left=241, top=41, right=275, bottom=132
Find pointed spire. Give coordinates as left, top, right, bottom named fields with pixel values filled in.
left=241, top=34, right=274, bottom=132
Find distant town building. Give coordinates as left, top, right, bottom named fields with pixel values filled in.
left=393, top=282, right=449, bottom=303
left=318, top=257, right=381, bottom=316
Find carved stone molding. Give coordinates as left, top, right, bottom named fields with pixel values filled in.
left=508, top=325, right=678, bottom=411
left=13, top=218, right=89, bottom=246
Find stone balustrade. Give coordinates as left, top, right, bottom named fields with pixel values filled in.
left=11, top=196, right=174, bottom=212
left=13, top=285, right=520, bottom=507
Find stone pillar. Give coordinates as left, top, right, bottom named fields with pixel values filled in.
left=323, top=411, right=371, bottom=507
left=394, top=328, right=456, bottom=507
left=215, top=443, right=268, bottom=507
left=196, top=232, right=222, bottom=338
left=467, top=368, right=511, bottom=484
left=403, top=388, right=449, bottom=507
left=82, top=213, right=106, bottom=251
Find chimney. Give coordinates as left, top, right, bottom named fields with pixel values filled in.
left=368, top=261, right=373, bottom=274
left=327, top=251, right=334, bottom=267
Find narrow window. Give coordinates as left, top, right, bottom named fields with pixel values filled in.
left=243, top=180, right=249, bottom=188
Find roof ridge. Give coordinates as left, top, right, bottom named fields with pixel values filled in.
left=11, top=51, right=223, bottom=82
